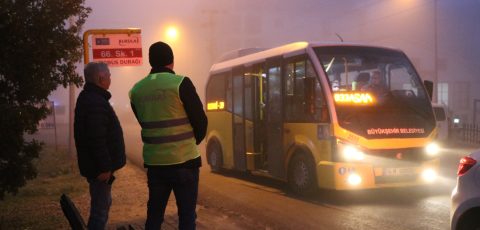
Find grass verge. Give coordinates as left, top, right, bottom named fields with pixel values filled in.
left=0, top=146, right=87, bottom=230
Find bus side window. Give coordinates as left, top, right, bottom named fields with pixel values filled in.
left=284, top=57, right=328, bottom=123
left=284, top=59, right=304, bottom=121
left=206, top=73, right=227, bottom=111
left=305, top=77, right=315, bottom=114
left=306, top=59, right=329, bottom=122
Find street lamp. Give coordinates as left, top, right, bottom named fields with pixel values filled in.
left=166, top=26, right=179, bottom=41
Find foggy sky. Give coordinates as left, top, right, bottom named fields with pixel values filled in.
left=50, top=0, right=480, bottom=126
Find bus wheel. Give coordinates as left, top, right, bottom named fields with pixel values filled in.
left=288, top=153, right=317, bottom=196
left=207, top=142, right=223, bottom=172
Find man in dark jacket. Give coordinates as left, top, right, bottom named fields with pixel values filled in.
left=129, top=41, right=207, bottom=230
left=74, top=62, right=126, bottom=230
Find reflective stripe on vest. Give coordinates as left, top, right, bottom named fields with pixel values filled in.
left=129, top=72, right=199, bottom=165
left=142, top=130, right=194, bottom=144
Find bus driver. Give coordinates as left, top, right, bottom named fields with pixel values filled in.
left=362, top=70, right=388, bottom=98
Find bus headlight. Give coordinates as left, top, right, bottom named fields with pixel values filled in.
left=347, top=173, right=362, bottom=186
left=343, top=146, right=365, bottom=161
left=421, top=168, right=437, bottom=183
left=425, top=142, right=440, bottom=156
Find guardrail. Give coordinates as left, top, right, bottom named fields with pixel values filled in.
left=451, top=124, right=480, bottom=144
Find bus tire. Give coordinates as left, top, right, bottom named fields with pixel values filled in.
left=207, top=141, right=223, bottom=172
left=288, top=152, right=317, bottom=196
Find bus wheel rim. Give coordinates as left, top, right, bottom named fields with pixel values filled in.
left=211, top=150, right=217, bottom=166
left=294, top=160, right=309, bottom=187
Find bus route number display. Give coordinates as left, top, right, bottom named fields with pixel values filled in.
left=92, top=33, right=142, bottom=67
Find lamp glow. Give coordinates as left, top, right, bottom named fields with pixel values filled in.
left=166, top=27, right=178, bottom=40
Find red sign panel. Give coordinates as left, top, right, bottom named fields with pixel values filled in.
left=92, top=48, right=143, bottom=59
left=92, top=34, right=142, bottom=67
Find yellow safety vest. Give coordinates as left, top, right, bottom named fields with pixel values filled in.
left=129, top=72, right=199, bottom=165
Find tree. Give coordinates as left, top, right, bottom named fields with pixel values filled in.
left=0, top=0, right=91, bottom=199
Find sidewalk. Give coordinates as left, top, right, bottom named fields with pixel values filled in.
left=76, top=161, right=245, bottom=230
left=101, top=161, right=180, bottom=229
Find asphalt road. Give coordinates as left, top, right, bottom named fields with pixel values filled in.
left=194, top=143, right=477, bottom=230
left=119, top=123, right=477, bottom=229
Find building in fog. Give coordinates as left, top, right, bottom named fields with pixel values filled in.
left=48, top=0, right=480, bottom=145
left=194, top=0, right=480, bottom=125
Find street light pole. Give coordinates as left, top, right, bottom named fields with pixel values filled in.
left=433, top=0, right=438, bottom=103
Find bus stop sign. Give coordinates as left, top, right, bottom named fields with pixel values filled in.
left=92, top=33, right=142, bottom=67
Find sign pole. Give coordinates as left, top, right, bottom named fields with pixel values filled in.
left=69, top=80, right=74, bottom=161
left=52, top=101, right=58, bottom=151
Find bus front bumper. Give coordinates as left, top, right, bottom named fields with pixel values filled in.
left=316, top=158, right=440, bottom=190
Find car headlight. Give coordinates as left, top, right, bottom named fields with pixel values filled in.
left=425, top=142, right=440, bottom=156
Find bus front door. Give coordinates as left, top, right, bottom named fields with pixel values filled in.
left=245, top=66, right=266, bottom=171
left=264, top=61, right=285, bottom=178
left=246, top=62, right=284, bottom=178
left=232, top=68, right=246, bottom=171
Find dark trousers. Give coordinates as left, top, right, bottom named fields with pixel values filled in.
left=87, top=178, right=112, bottom=230
left=145, top=167, right=199, bottom=230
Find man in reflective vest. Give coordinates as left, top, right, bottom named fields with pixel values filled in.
left=129, top=41, right=207, bottom=230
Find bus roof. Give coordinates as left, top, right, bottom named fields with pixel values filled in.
left=209, top=41, right=402, bottom=74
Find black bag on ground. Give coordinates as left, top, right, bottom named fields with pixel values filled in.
left=60, top=193, right=86, bottom=230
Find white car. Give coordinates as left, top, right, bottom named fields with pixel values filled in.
left=451, top=151, right=480, bottom=230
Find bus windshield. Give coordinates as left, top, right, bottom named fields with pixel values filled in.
left=314, top=46, right=435, bottom=139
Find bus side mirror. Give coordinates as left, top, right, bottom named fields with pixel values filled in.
left=305, top=77, right=315, bottom=115
left=424, top=80, right=433, bottom=101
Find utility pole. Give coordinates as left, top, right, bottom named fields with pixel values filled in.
left=68, top=17, right=76, bottom=161
left=433, top=0, right=438, bottom=103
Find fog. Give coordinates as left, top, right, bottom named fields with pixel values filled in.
left=46, top=0, right=480, bottom=149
